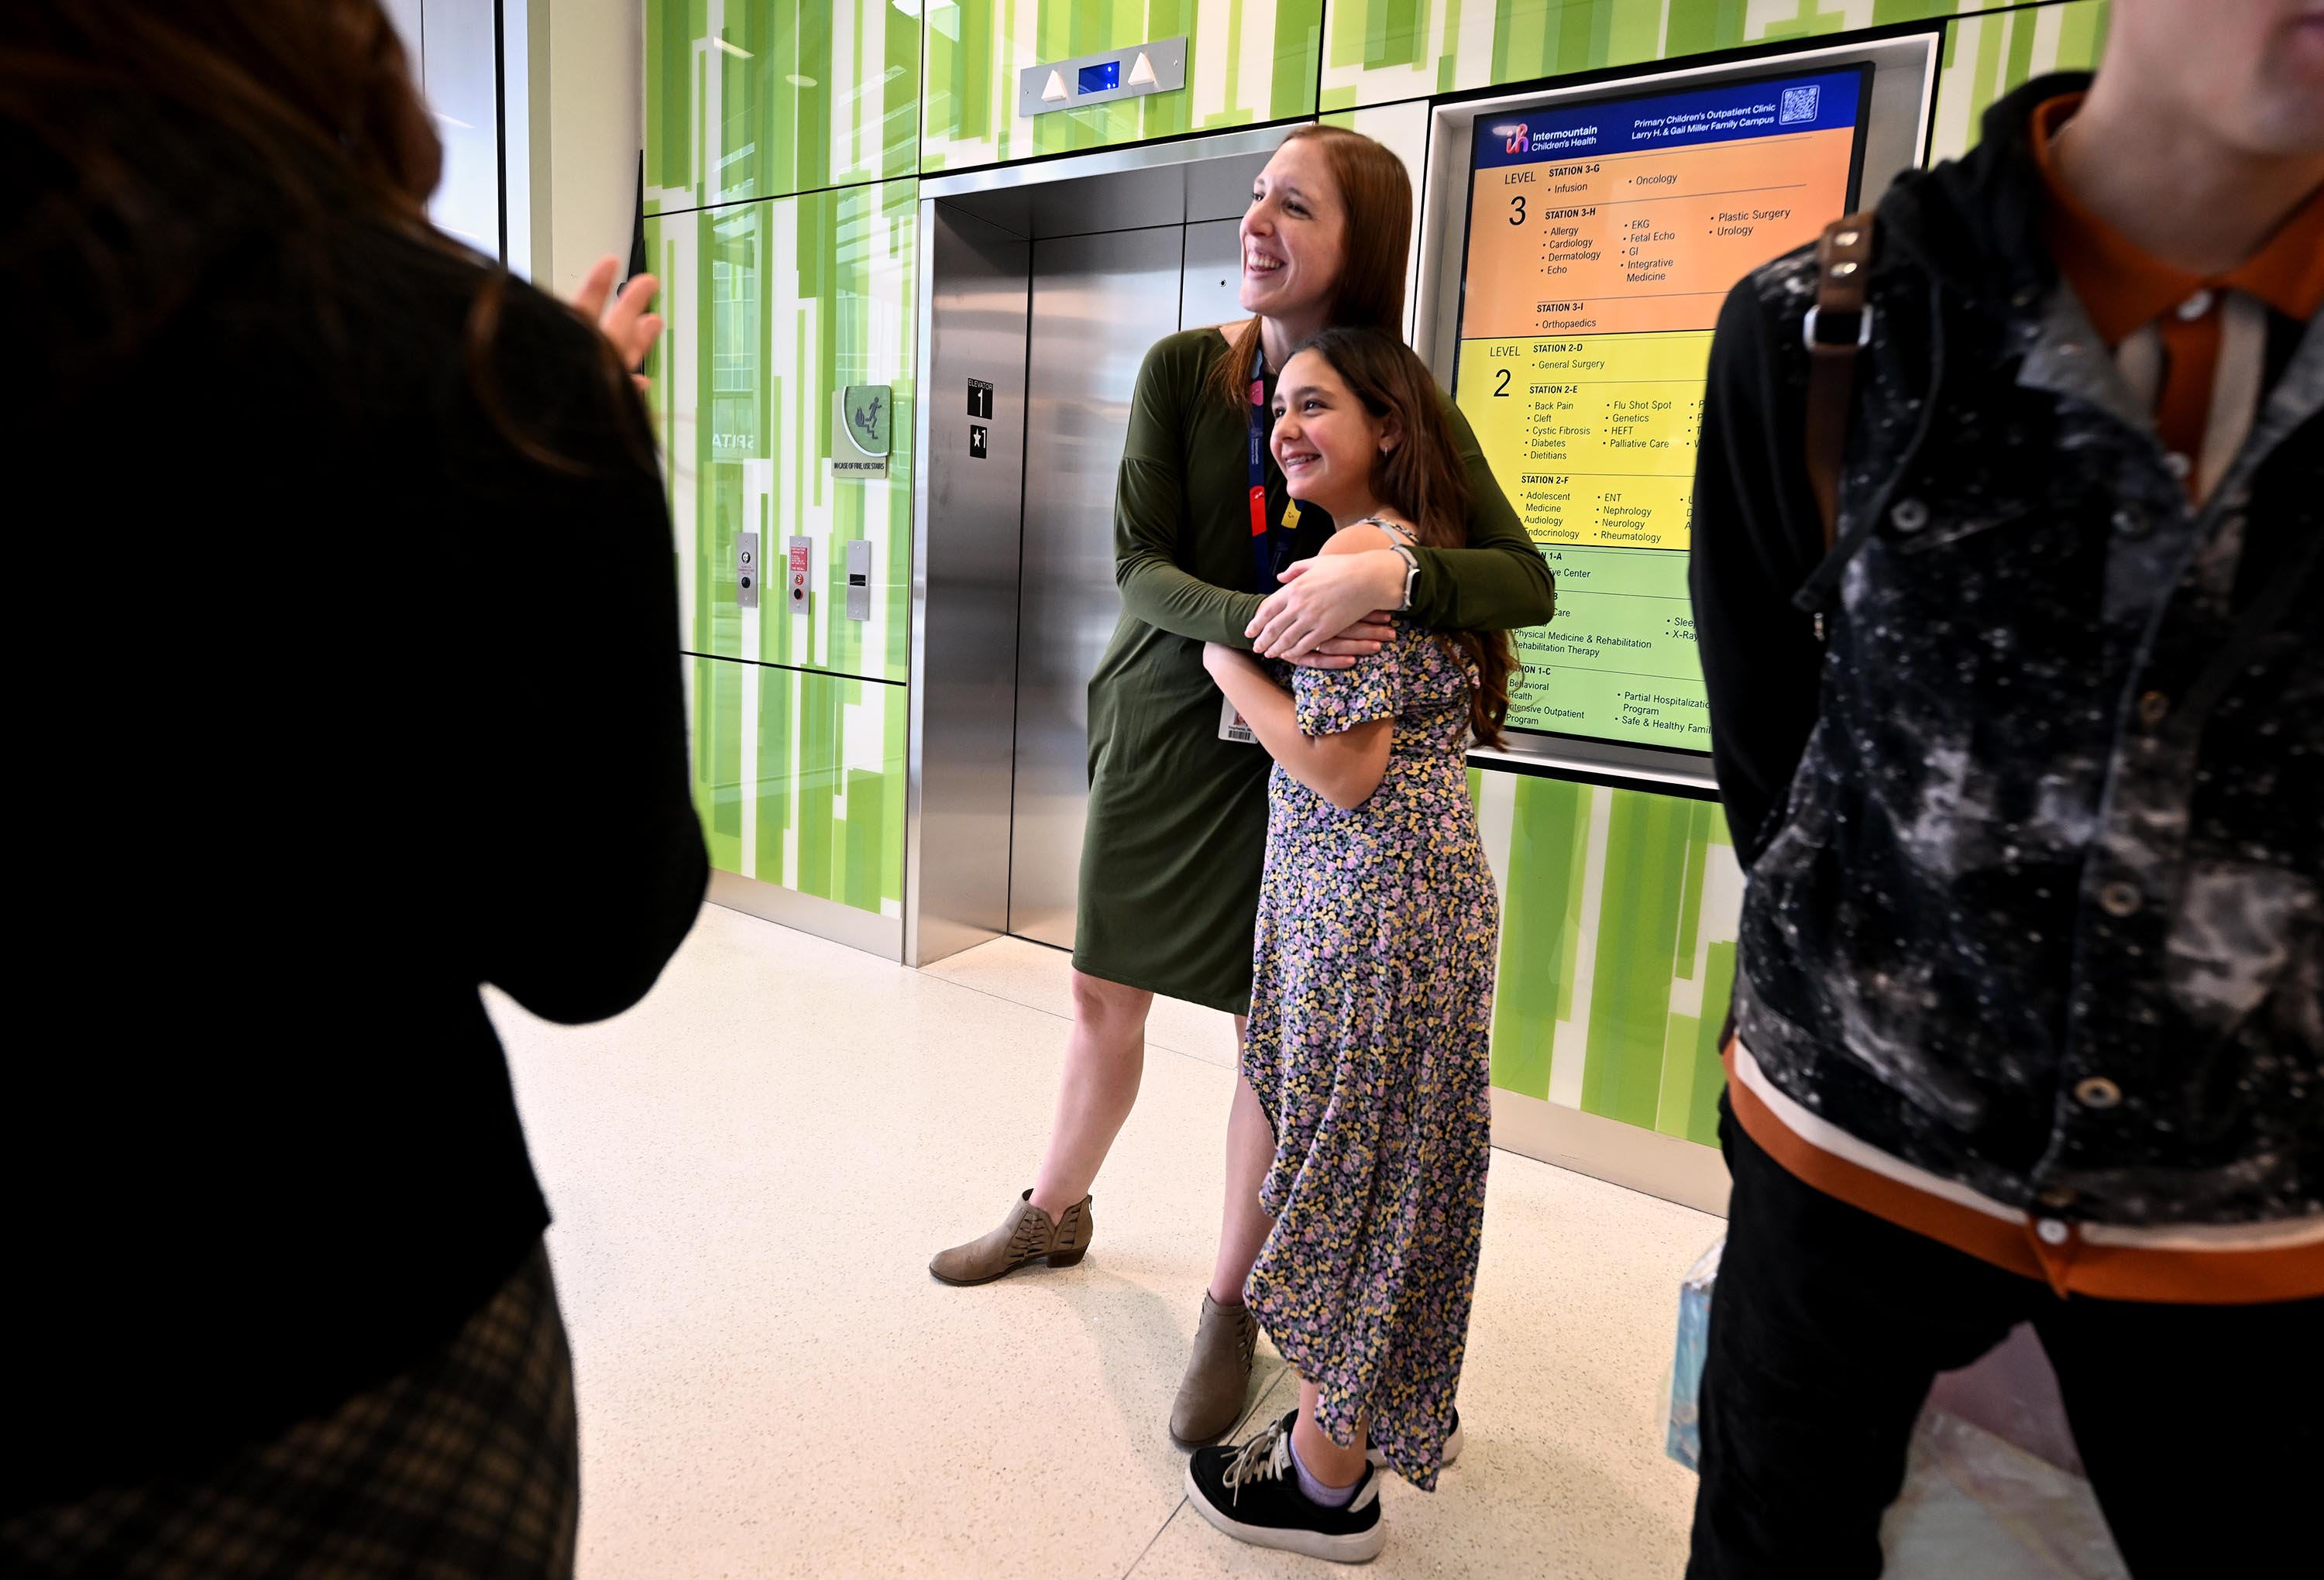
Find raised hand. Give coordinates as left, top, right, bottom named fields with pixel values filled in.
left=569, top=254, right=665, bottom=392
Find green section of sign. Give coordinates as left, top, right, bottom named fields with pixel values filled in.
left=1505, top=544, right=1704, bottom=748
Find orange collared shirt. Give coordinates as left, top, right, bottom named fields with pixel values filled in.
left=2030, top=93, right=2324, bottom=495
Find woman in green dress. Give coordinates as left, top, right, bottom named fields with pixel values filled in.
left=930, top=125, right=1552, bottom=1443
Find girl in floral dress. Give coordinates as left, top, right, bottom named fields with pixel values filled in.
left=1190, top=327, right=1514, bottom=1563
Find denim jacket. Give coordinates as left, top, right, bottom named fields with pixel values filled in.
left=1690, top=77, right=2322, bottom=1228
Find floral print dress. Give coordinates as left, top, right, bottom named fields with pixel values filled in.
left=1241, top=623, right=1500, bottom=1491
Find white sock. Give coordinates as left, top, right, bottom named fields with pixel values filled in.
left=1288, top=1432, right=1358, bottom=1509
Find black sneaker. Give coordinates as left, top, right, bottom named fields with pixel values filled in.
left=1367, top=1407, right=1463, bottom=1469
left=1184, top=1410, right=1386, bottom=1564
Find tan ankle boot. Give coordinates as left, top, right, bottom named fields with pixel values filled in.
left=928, top=1189, right=1092, bottom=1286
left=1170, top=1293, right=1260, bottom=1445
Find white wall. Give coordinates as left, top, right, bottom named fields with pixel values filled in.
left=513, top=0, right=645, bottom=297
left=383, top=0, right=507, bottom=259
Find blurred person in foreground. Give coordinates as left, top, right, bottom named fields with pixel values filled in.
left=1686, top=2, right=2322, bottom=1575
left=2, top=3, right=706, bottom=1575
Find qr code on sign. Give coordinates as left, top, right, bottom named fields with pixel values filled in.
left=1779, top=84, right=1820, bottom=125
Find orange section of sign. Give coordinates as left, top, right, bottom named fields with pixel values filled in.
left=1463, top=127, right=1856, bottom=338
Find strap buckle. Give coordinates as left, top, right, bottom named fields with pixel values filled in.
left=1803, top=303, right=1873, bottom=352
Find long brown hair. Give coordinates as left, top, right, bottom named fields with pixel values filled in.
left=1205, top=124, right=1414, bottom=408
left=3, top=0, right=636, bottom=471
left=1297, top=327, right=1518, bottom=748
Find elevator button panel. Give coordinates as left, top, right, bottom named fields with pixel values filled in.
left=846, top=539, right=872, bottom=622
left=736, top=532, right=760, bottom=609
left=787, top=537, right=810, bottom=615
left=1019, top=37, right=1184, bottom=117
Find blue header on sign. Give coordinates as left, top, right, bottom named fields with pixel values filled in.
left=1473, top=67, right=1864, bottom=170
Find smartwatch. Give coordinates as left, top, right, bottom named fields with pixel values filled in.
left=1389, top=542, right=1421, bottom=612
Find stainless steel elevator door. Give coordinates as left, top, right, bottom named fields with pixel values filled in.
left=1180, top=219, right=1245, bottom=331
left=1006, top=228, right=1188, bottom=948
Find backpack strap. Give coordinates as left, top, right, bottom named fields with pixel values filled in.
left=1721, top=213, right=1879, bottom=1052
left=1803, top=212, right=1876, bottom=552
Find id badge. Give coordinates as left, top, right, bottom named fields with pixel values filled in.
left=1218, top=695, right=1258, bottom=745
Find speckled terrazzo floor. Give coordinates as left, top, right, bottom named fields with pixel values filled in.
left=493, top=904, right=1721, bottom=1578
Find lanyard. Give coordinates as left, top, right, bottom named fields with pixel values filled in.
left=1246, top=353, right=1299, bottom=595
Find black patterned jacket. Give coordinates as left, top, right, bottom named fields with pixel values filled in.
left=1690, top=76, right=2322, bottom=1228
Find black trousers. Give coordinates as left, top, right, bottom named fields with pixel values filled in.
left=2, top=1242, right=579, bottom=1579
left=1689, top=1099, right=2322, bottom=1579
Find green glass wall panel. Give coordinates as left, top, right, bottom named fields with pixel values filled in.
left=922, top=0, right=1326, bottom=173
left=645, top=180, right=916, bottom=686
left=1483, top=774, right=1589, bottom=1102
left=1477, top=774, right=1740, bottom=1148
left=1315, top=0, right=2012, bottom=111
left=1927, top=1, right=2107, bottom=165
left=1318, top=97, right=1431, bottom=338
left=646, top=0, right=923, bottom=213
left=688, top=654, right=909, bottom=913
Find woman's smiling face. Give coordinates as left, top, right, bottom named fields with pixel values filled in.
left=1239, top=137, right=1348, bottom=325
left=1271, top=349, right=1395, bottom=510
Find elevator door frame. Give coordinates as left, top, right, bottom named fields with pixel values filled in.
left=906, top=127, right=1287, bottom=968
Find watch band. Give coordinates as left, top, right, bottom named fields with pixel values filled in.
left=1354, top=517, right=1423, bottom=613
left=1390, top=543, right=1421, bottom=612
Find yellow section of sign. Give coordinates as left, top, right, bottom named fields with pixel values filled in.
left=1456, top=331, right=1713, bottom=551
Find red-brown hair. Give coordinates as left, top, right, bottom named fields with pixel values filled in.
left=1205, top=124, right=1415, bottom=408
left=1295, top=327, right=1518, bottom=748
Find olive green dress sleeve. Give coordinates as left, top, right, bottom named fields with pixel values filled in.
left=1114, top=337, right=1267, bottom=647
left=1402, top=397, right=1556, bottom=634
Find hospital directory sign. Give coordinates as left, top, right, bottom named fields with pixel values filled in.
left=1455, top=66, right=1870, bottom=751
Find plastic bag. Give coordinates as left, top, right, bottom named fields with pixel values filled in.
left=1663, top=1237, right=1722, bottom=1472
left=1662, top=1240, right=2129, bottom=1578
left=1880, top=1410, right=2128, bottom=1578
left=1924, top=1321, right=2085, bottom=1477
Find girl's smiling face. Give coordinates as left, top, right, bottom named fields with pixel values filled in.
left=1271, top=348, right=1398, bottom=513
left=1239, top=137, right=1349, bottom=325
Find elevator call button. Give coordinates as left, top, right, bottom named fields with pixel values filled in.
left=787, top=537, right=811, bottom=613
left=737, top=532, right=760, bottom=609
left=845, top=539, right=872, bottom=622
